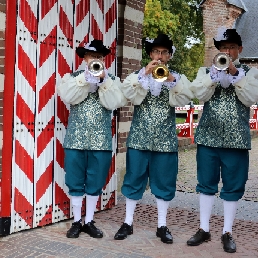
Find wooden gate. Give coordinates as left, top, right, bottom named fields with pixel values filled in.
left=1, top=0, right=118, bottom=235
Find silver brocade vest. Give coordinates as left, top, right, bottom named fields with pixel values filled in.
left=195, top=64, right=251, bottom=149
left=63, top=71, right=112, bottom=150
left=127, top=84, right=178, bottom=152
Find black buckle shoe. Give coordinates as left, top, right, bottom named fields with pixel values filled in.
left=221, top=232, right=236, bottom=253
left=82, top=220, right=103, bottom=238
left=187, top=229, right=211, bottom=246
left=156, top=226, right=173, bottom=244
left=66, top=220, right=82, bottom=238
left=114, top=223, right=133, bottom=240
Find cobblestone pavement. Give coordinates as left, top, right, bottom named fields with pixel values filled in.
left=0, top=138, right=258, bottom=257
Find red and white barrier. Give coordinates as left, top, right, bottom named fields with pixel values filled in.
left=176, top=105, right=258, bottom=143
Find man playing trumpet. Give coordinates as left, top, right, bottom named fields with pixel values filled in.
left=114, top=33, right=193, bottom=244
left=188, top=27, right=258, bottom=253
left=57, top=39, right=127, bottom=239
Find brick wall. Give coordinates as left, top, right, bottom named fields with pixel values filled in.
left=201, top=0, right=243, bottom=66
left=116, top=0, right=146, bottom=190
left=116, top=0, right=146, bottom=154
left=0, top=0, right=6, bottom=178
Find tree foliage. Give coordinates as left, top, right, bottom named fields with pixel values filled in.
left=184, top=42, right=205, bottom=81
left=143, top=0, right=179, bottom=39
left=142, top=0, right=204, bottom=84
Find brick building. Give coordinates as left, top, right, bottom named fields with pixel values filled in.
left=200, top=0, right=258, bottom=68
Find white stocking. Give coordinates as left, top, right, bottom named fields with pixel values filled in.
left=199, top=193, right=215, bottom=232
left=156, top=198, right=170, bottom=228
left=85, top=194, right=99, bottom=224
left=223, top=200, right=237, bottom=234
left=71, top=196, right=83, bottom=222
left=124, top=198, right=137, bottom=226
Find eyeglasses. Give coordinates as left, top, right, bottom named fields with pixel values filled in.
left=220, top=46, right=239, bottom=50
left=151, top=49, right=170, bottom=56
left=87, top=53, right=104, bottom=59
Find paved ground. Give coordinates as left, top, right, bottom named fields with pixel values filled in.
left=0, top=138, right=258, bottom=257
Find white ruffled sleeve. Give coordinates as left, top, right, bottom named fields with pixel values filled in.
left=169, top=74, right=194, bottom=107
left=121, top=72, right=148, bottom=105
left=98, top=75, right=128, bottom=110
left=137, top=67, right=150, bottom=90
left=190, top=67, right=217, bottom=102
left=56, top=71, right=91, bottom=105
left=234, top=67, right=258, bottom=107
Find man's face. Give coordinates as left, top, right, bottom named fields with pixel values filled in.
left=149, top=46, right=172, bottom=64
left=84, top=52, right=104, bottom=63
left=219, top=42, right=243, bottom=62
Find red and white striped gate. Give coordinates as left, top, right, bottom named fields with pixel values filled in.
left=1, top=0, right=118, bottom=235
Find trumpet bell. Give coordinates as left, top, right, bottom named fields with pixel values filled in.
left=88, top=59, right=104, bottom=76
left=152, top=64, right=169, bottom=82
left=213, top=53, right=230, bottom=71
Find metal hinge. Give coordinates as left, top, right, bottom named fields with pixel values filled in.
left=0, top=217, right=11, bottom=236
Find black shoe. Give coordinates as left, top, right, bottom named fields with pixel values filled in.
left=187, top=229, right=211, bottom=246
left=82, top=220, right=103, bottom=238
left=156, top=226, right=173, bottom=244
left=221, top=232, right=236, bottom=253
left=114, top=223, right=133, bottom=240
left=66, top=220, right=82, bottom=238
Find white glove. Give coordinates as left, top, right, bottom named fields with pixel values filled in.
left=210, top=65, right=245, bottom=88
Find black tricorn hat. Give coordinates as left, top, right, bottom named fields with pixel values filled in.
left=76, top=39, right=111, bottom=58
left=144, top=33, right=174, bottom=56
left=213, top=28, right=242, bottom=50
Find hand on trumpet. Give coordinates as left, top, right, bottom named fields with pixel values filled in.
left=145, top=59, right=175, bottom=82
left=213, top=53, right=238, bottom=76
left=211, top=53, right=241, bottom=89
left=165, top=72, right=176, bottom=82
left=227, top=61, right=238, bottom=76
left=145, top=59, right=161, bottom=75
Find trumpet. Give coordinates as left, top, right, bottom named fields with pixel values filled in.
left=88, top=59, right=104, bottom=76
left=213, top=53, right=231, bottom=71
left=152, top=62, right=169, bottom=82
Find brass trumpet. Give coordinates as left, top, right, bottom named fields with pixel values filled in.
left=213, top=53, right=231, bottom=71
left=152, top=63, right=169, bottom=82
left=88, top=59, right=104, bottom=76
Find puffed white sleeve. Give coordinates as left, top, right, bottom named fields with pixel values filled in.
left=190, top=67, right=217, bottom=102
left=98, top=75, right=128, bottom=110
left=169, top=74, right=194, bottom=107
left=56, top=71, right=91, bottom=105
left=120, top=73, right=148, bottom=105
left=234, top=67, right=258, bottom=107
